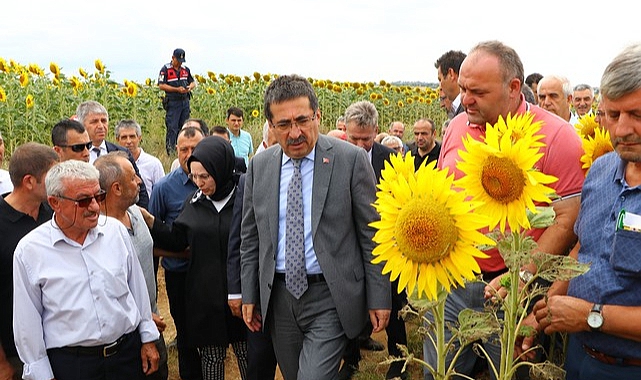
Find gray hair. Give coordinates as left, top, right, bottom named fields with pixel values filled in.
left=601, top=43, right=641, bottom=100
left=46, top=160, right=99, bottom=196
left=115, top=119, right=142, bottom=138
left=264, top=74, right=319, bottom=122
left=344, top=101, right=378, bottom=129
left=75, top=100, right=108, bottom=124
left=540, top=75, right=572, bottom=97
left=381, top=135, right=403, bottom=149
left=94, top=151, right=129, bottom=191
left=573, top=83, right=594, bottom=96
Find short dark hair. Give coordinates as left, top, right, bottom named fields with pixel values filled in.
left=226, top=107, right=244, bottom=119
left=434, top=50, right=467, bottom=76
left=264, top=75, right=319, bottom=122
left=525, top=73, right=543, bottom=86
left=51, top=119, right=86, bottom=146
left=184, top=118, right=209, bottom=136
left=178, top=126, right=204, bottom=140
left=211, top=125, right=230, bottom=138
left=9, top=142, right=59, bottom=187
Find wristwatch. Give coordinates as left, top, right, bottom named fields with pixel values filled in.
left=587, top=303, right=604, bottom=331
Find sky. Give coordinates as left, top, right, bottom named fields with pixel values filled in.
left=3, top=0, right=638, bottom=89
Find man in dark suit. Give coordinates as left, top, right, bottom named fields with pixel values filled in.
left=343, top=100, right=408, bottom=380
left=75, top=100, right=149, bottom=208
left=240, top=75, right=391, bottom=380
left=435, top=50, right=467, bottom=119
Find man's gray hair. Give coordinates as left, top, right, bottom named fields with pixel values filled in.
left=541, top=75, right=573, bottom=97
left=573, top=83, right=594, bottom=96
left=344, top=101, right=378, bottom=129
left=75, top=100, right=108, bottom=124
left=115, top=119, right=142, bottom=138
left=381, top=135, right=403, bottom=149
left=46, top=160, right=99, bottom=196
left=601, top=43, right=641, bottom=100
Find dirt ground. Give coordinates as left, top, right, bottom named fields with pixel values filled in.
left=156, top=267, right=423, bottom=380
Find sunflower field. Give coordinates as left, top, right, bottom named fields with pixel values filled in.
left=0, top=58, right=444, bottom=165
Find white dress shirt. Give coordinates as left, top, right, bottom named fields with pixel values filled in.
left=0, top=169, right=12, bottom=194
left=135, top=148, right=165, bottom=198
left=13, top=215, right=159, bottom=380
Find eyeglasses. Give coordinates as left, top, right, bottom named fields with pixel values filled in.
left=58, top=141, right=93, bottom=153
left=272, top=114, right=316, bottom=132
left=188, top=173, right=211, bottom=182
left=56, top=189, right=107, bottom=208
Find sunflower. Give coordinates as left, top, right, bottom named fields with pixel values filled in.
left=94, top=59, right=105, bottom=74
left=19, top=71, right=28, bottom=87
left=79, top=67, right=88, bottom=79
left=490, top=113, right=545, bottom=148
left=126, top=82, right=138, bottom=97
left=0, top=86, right=6, bottom=102
left=70, top=76, right=82, bottom=92
left=575, top=113, right=598, bottom=139
left=49, top=62, right=60, bottom=79
left=580, top=126, right=614, bottom=174
left=0, top=58, right=8, bottom=72
left=456, top=117, right=558, bottom=233
left=251, top=109, right=260, bottom=118
left=25, top=94, right=34, bottom=109
left=370, top=153, right=493, bottom=300
left=206, top=87, right=216, bottom=95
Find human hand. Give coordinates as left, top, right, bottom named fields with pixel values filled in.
left=242, top=304, right=262, bottom=332
left=0, top=357, right=14, bottom=380
left=369, top=309, right=391, bottom=333
left=141, top=342, right=159, bottom=375
left=533, top=295, right=591, bottom=335
left=514, top=312, right=540, bottom=361
left=228, top=299, right=242, bottom=318
left=138, top=207, right=155, bottom=228
left=152, top=313, right=166, bottom=333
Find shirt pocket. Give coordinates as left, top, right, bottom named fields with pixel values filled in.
left=102, top=268, right=130, bottom=299
left=610, top=229, right=641, bottom=277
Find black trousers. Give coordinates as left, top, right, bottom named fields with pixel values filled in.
left=343, top=279, right=408, bottom=365
left=48, top=332, right=143, bottom=380
left=247, top=328, right=277, bottom=380
left=165, top=269, right=202, bottom=380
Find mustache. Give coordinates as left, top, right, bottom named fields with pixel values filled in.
left=287, top=136, right=306, bottom=145
left=614, top=136, right=641, bottom=145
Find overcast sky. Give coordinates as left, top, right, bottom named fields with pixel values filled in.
left=4, top=0, right=637, bottom=89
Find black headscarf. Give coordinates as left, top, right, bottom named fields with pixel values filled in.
left=187, top=136, right=236, bottom=201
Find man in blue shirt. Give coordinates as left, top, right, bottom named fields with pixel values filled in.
left=533, top=43, right=641, bottom=380
left=148, top=127, right=204, bottom=380
left=226, top=107, right=254, bottom=166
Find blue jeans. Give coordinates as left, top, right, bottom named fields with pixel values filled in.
left=565, top=334, right=641, bottom=380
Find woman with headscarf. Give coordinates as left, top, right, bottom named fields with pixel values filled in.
left=143, top=136, right=247, bottom=379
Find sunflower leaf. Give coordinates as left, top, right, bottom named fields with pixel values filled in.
left=527, top=206, right=556, bottom=229
left=454, top=309, right=501, bottom=346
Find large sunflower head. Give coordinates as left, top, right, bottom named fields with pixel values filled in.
left=580, top=126, right=614, bottom=174
left=575, top=113, right=599, bottom=139
left=370, top=152, right=494, bottom=300
left=456, top=113, right=558, bottom=233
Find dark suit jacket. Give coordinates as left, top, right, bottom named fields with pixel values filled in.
left=240, top=135, right=391, bottom=339
left=233, top=156, right=247, bottom=186
left=371, top=142, right=395, bottom=182
left=105, top=141, right=149, bottom=208
left=227, top=174, right=245, bottom=294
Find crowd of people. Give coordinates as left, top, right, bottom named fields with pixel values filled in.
left=1, top=40, right=640, bottom=380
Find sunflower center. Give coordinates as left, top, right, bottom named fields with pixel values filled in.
left=395, top=199, right=458, bottom=264
left=480, top=156, right=526, bottom=204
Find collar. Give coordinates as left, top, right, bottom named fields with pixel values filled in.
left=281, top=147, right=316, bottom=167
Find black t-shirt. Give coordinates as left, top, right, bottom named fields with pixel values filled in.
left=0, top=195, right=52, bottom=357
left=412, top=140, right=441, bottom=171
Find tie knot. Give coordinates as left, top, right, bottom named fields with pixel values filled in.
left=292, top=158, right=302, bottom=169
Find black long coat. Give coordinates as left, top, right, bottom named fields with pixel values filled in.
left=152, top=189, right=246, bottom=347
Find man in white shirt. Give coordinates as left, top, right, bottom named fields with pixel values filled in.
left=115, top=120, right=165, bottom=199
left=13, top=160, right=159, bottom=380
left=0, top=131, right=13, bottom=195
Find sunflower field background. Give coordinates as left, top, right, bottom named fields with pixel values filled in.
left=0, top=58, right=444, bottom=167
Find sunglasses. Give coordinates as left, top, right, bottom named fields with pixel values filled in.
left=56, top=189, right=107, bottom=208
left=59, top=141, right=93, bottom=153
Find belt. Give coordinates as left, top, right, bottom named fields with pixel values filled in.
left=583, top=345, right=641, bottom=366
left=274, top=272, right=325, bottom=284
left=57, top=331, right=135, bottom=358
left=480, top=268, right=508, bottom=283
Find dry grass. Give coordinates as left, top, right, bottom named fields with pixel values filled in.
left=157, top=268, right=425, bottom=380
